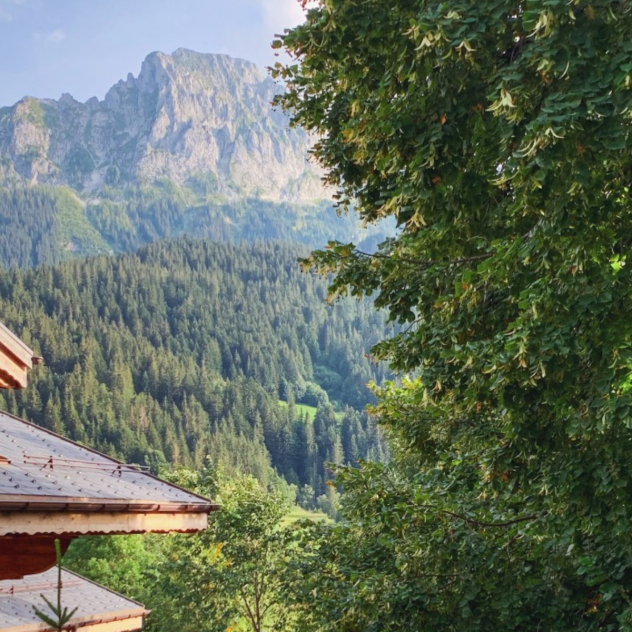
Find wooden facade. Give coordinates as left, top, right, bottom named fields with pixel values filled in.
left=0, top=322, right=38, bottom=390
left=0, top=536, right=72, bottom=581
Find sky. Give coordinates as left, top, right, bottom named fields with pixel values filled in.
left=0, top=0, right=306, bottom=106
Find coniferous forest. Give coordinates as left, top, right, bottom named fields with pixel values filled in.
left=0, top=238, right=389, bottom=512
left=0, top=185, right=391, bottom=268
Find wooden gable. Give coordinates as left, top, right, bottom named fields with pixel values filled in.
left=0, top=323, right=37, bottom=390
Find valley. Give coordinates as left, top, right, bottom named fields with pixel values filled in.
left=0, top=239, right=390, bottom=513
left=0, top=46, right=393, bottom=632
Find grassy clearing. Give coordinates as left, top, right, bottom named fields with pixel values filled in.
left=281, top=505, right=332, bottom=526
left=278, top=400, right=318, bottom=421
left=278, top=400, right=345, bottom=422
left=296, top=403, right=318, bottom=421
left=55, top=187, right=111, bottom=256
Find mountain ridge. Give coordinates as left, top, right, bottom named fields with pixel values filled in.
left=0, top=48, right=325, bottom=201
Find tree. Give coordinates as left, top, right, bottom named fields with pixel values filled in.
left=150, top=468, right=297, bottom=632
left=275, top=1, right=632, bottom=630
left=34, top=540, right=78, bottom=632
left=63, top=534, right=161, bottom=604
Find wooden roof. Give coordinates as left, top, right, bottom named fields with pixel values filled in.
left=0, top=323, right=37, bottom=390
left=0, top=410, right=218, bottom=537
left=0, top=568, right=147, bottom=632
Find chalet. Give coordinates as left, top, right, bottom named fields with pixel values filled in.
left=0, top=321, right=218, bottom=631
left=0, top=410, right=217, bottom=579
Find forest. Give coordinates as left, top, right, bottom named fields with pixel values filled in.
left=0, top=184, right=390, bottom=268
left=0, top=238, right=389, bottom=512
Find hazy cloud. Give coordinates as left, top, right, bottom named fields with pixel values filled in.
left=33, top=28, right=66, bottom=44
left=261, top=0, right=305, bottom=36
left=0, top=0, right=26, bottom=22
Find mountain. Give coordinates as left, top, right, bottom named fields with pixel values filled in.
left=0, top=49, right=391, bottom=267
left=0, top=48, right=323, bottom=201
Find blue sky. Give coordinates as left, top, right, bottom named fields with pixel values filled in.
left=0, top=0, right=305, bottom=106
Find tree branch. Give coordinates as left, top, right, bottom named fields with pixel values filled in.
left=355, top=249, right=494, bottom=267
left=411, top=501, right=544, bottom=528
left=238, top=586, right=259, bottom=632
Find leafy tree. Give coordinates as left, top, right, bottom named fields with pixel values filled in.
left=148, top=469, right=298, bottom=632
left=63, top=534, right=162, bottom=604
left=276, top=1, right=632, bottom=630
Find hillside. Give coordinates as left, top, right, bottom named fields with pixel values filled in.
left=0, top=239, right=389, bottom=505
left=0, top=184, right=383, bottom=268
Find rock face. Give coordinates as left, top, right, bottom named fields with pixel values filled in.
left=0, top=49, right=325, bottom=201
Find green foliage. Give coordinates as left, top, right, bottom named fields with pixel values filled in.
left=0, top=187, right=110, bottom=268
left=88, top=189, right=389, bottom=258
left=0, top=183, right=392, bottom=267
left=68, top=468, right=304, bottom=632
left=63, top=535, right=162, bottom=603
left=157, top=473, right=294, bottom=632
left=33, top=540, right=78, bottom=632
left=0, top=188, right=62, bottom=268
left=274, top=0, right=632, bottom=630
left=53, top=187, right=110, bottom=256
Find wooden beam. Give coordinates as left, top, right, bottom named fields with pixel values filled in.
left=0, top=354, right=27, bottom=389
left=0, top=536, right=72, bottom=580
left=0, top=511, right=208, bottom=537
left=0, top=322, right=34, bottom=390
left=0, top=322, right=33, bottom=369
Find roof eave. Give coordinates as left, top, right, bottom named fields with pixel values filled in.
left=0, top=498, right=219, bottom=513
left=0, top=322, right=36, bottom=390
left=0, top=322, right=34, bottom=366
left=0, top=509, right=214, bottom=536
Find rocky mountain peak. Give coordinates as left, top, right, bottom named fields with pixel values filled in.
left=0, top=49, right=325, bottom=201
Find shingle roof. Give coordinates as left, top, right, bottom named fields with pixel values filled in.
left=0, top=568, right=146, bottom=632
left=0, top=410, right=216, bottom=514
